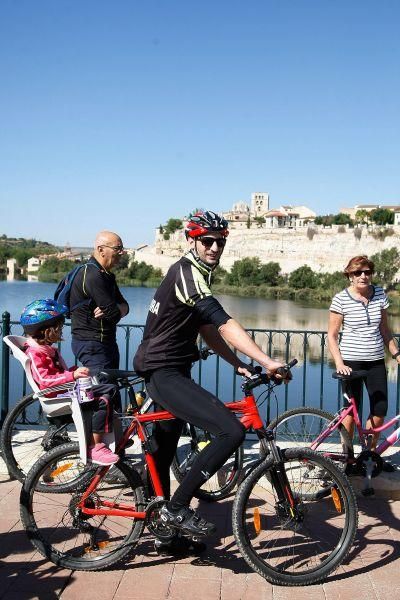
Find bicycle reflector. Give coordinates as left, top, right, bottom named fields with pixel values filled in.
left=50, top=463, right=74, bottom=478
left=331, top=487, right=343, bottom=513
left=84, top=541, right=110, bottom=553
left=253, top=507, right=261, bottom=535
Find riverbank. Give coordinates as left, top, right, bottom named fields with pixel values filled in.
left=213, top=284, right=400, bottom=314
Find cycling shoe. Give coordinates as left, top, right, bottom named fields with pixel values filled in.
left=159, top=504, right=216, bottom=537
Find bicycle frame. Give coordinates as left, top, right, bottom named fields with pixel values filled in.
left=77, top=391, right=266, bottom=520
left=311, top=392, right=400, bottom=456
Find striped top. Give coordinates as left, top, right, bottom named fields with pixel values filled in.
left=329, top=286, right=389, bottom=361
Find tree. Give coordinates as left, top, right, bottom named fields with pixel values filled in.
left=355, top=209, right=368, bottom=224
left=369, top=208, right=394, bottom=226
left=38, top=257, right=76, bottom=274
left=319, top=271, right=346, bottom=291
left=256, top=262, right=282, bottom=286
left=332, top=213, right=353, bottom=226
left=227, top=257, right=261, bottom=286
left=314, top=214, right=334, bottom=226
left=288, top=265, right=317, bottom=289
left=246, top=215, right=251, bottom=229
left=370, top=248, right=400, bottom=288
left=165, top=218, right=183, bottom=234
left=254, top=216, right=265, bottom=228
left=163, top=218, right=183, bottom=240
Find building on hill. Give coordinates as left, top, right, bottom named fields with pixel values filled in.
left=222, top=192, right=315, bottom=229
left=222, top=202, right=251, bottom=228
left=264, top=205, right=316, bottom=228
left=251, top=192, right=269, bottom=215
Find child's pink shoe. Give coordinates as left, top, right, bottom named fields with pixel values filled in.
left=88, top=443, right=119, bottom=465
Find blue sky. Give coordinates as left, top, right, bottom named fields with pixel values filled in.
left=1, top=0, right=399, bottom=247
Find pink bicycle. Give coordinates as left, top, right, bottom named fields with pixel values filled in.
left=270, top=369, right=399, bottom=495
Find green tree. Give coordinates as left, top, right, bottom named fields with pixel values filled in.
left=288, top=265, right=317, bottom=289
left=314, top=214, right=334, bottom=226
left=319, top=271, right=346, bottom=291
left=246, top=215, right=251, bottom=229
left=254, top=216, right=265, bottom=228
left=165, top=218, right=183, bottom=234
left=38, top=257, right=76, bottom=274
left=369, top=208, right=394, bottom=226
left=256, top=262, right=282, bottom=286
left=333, top=213, right=353, bottom=226
left=355, top=209, right=368, bottom=224
left=370, top=248, right=400, bottom=288
left=211, top=265, right=227, bottom=284
left=227, top=257, right=261, bottom=286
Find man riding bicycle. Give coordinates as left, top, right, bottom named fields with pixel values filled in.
left=134, top=210, right=285, bottom=555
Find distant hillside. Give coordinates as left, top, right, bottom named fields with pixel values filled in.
left=0, top=235, right=60, bottom=270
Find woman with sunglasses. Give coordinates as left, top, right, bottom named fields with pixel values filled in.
left=328, top=255, right=400, bottom=471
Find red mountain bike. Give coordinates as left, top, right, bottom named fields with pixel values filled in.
left=20, top=362, right=358, bottom=586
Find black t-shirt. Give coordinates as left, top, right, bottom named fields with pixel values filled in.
left=70, top=257, right=128, bottom=343
left=133, top=251, right=231, bottom=373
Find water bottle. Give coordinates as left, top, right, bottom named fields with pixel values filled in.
left=77, top=376, right=95, bottom=403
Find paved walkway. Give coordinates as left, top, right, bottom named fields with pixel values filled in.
left=1, top=465, right=400, bottom=600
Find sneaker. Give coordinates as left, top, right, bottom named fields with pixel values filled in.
left=88, top=443, right=119, bottom=466
left=382, top=460, right=396, bottom=473
left=159, top=504, right=216, bottom=537
left=154, top=535, right=207, bottom=556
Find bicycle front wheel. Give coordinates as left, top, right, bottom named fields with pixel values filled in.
left=269, top=407, right=353, bottom=468
left=172, top=424, right=244, bottom=501
left=20, top=442, right=146, bottom=571
left=1, top=393, right=75, bottom=482
left=232, top=447, right=358, bottom=586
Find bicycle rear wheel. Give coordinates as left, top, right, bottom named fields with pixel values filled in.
left=1, top=393, right=75, bottom=482
left=20, top=442, right=146, bottom=571
left=269, top=407, right=352, bottom=468
left=172, top=424, right=244, bottom=501
left=232, top=447, right=358, bottom=586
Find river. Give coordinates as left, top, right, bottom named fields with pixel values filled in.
left=1, top=280, right=400, bottom=420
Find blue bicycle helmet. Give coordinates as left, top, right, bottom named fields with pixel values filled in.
left=20, top=299, right=68, bottom=335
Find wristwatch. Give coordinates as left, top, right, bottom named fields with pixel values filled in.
left=392, top=351, right=400, bottom=359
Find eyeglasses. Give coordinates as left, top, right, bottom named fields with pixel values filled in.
left=198, top=237, right=226, bottom=249
left=351, top=269, right=372, bottom=277
left=101, top=245, right=125, bottom=253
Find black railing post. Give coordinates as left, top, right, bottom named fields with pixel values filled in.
left=1, top=311, right=11, bottom=426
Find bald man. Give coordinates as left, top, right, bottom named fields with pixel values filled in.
left=70, top=231, right=129, bottom=384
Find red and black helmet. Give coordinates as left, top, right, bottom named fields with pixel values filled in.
left=185, top=210, right=229, bottom=239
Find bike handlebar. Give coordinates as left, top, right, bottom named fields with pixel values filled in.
left=241, top=358, right=298, bottom=394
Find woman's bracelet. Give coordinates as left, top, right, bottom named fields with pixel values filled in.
left=392, top=351, right=400, bottom=360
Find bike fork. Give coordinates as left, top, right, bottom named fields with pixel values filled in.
left=260, top=429, right=297, bottom=513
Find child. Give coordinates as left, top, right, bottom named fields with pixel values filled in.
left=20, top=298, right=119, bottom=466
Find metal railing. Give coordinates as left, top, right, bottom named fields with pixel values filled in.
left=2, top=311, right=400, bottom=426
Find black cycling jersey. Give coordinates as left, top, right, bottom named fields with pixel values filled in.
left=133, top=250, right=231, bottom=373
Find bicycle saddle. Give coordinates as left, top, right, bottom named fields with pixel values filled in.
left=332, top=370, right=368, bottom=381
left=97, top=369, right=140, bottom=380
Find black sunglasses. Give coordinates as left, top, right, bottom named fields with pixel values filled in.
left=351, top=269, right=372, bottom=277
left=198, top=237, right=226, bottom=249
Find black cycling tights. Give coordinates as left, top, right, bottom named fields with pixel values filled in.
left=145, top=367, right=246, bottom=507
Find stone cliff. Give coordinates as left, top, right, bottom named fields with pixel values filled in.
left=135, top=226, right=400, bottom=275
